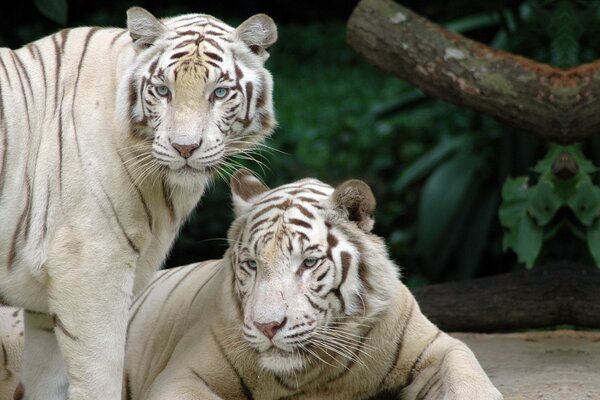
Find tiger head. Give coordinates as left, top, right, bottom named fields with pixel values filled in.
left=227, top=170, right=397, bottom=375
left=119, top=8, right=277, bottom=188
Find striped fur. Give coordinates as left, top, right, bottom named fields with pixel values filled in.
left=0, top=171, right=502, bottom=399
left=121, top=169, right=502, bottom=399
left=0, top=8, right=276, bottom=400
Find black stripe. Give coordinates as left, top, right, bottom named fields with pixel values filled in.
left=128, top=269, right=180, bottom=334
left=110, top=29, right=127, bottom=48
left=31, top=44, right=47, bottom=101
left=205, top=60, right=221, bottom=69
left=40, top=180, right=50, bottom=248
left=0, top=72, right=8, bottom=203
left=304, top=294, right=327, bottom=313
left=204, top=51, right=223, bottom=62
left=173, top=38, right=197, bottom=50
left=162, top=179, right=176, bottom=222
left=118, top=151, right=153, bottom=231
left=53, top=314, right=79, bottom=341
left=244, top=81, right=254, bottom=120
left=98, top=183, right=140, bottom=254
left=123, top=372, right=132, bottom=400
left=204, top=38, right=224, bottom=52
left=211, top=329, right=254, bottom=400
left=186, top=264, right=220, bottom=316
left=22, top=177, right=32, bottom=241
left=416, top=370, right=442, bottom=400
left=71, top=28, right=99, bottom=161
left=170, top=51, right=189, bottom=60
left=287, top=218, right=311, bottom=229
left=405, top=330, right=442, bottom=388
left=251, top=200, right=291, bottom=220
left=9, top=52, right=32, bottom=134
left=57, top=91, right=65, bottom=193
left=377, top=300, right=416, bottom=390
left=189, top=368, right=220, bottom=395
left=52, top=30, right=69, bottom=116
left=7, top=179, right=30, bottom=271
left=1, top=342, right=8, bottom=372
left=12, top=53, right=34, bottom=101
left=292, top=204, right=315, bottom=219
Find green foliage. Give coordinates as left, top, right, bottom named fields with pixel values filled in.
left=34, top=0, right=68, bottom=26
left=500, top=145, right=600, bottom=268
left=9, top=0, right=600, bottom=283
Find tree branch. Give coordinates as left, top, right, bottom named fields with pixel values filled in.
left=411, top=262, right=600, bottom=331
left=347, top=0, right=600, bottom=143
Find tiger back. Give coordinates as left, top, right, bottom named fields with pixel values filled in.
left=124, top=169, right=502, bottom=400
left=0, top=9, right=276, bottom=400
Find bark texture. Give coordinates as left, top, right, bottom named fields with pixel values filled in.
left=347, top=0, right=600, bottom=143
left=412, top=262, right=600, bottom=331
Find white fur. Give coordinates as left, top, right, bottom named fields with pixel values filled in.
left=0, top=9, right=276, bottom=400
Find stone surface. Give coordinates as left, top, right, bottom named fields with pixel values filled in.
left=452, top=330, right=600, bottom=400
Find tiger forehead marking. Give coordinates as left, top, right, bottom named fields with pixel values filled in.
left=241, top=181, right=333, bottom=259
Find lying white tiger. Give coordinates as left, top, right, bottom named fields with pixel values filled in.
left=122, top=169, right=503, bottom=399
left=0, top=7, right=276, bottom=400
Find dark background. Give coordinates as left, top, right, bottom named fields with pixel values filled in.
left=3, top=0, right=598, bottom=287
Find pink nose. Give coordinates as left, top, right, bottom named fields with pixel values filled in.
left=254, top=317, right=287, bottom=339
left=171, top=142, right=200, bottom=159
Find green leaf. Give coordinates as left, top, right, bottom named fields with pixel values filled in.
left=499, top=176, right=545, bottom=269
left=568, top=179, right=600, bottom=226
left=528, top=177, right=562, bottom=225
left=503, top=212, right=544, bottom=269
left=498, top=176, right=530, bottom=228
left=392, top=136, right=467, bottom=194
left=416, top=153, right=483, bottom=272
left=34, top=0, right=67, bottom=26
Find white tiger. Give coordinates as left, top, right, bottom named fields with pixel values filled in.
left=121, top=169, right=503, bottom=399
left=0, top=170, right=503, bottom=399
left=0, top=7, right=277, bottom=400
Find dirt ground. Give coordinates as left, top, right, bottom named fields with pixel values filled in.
left=452, top=330, right=600, bottom=400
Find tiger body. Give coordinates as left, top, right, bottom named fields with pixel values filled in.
left=124, top=170, right=503, bottom=400
left=0, top=9, right=276, bottom=399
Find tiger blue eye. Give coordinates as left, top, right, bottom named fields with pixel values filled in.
left=156, top=85, right=170, bottom=97
left=247, top=260, right=257, bottom=269
left=213, top=87, right=228, bottom=99
left=303, top=258, right=318, bottom=268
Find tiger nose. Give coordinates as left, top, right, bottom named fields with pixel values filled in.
left=171, top=142, right=200, bottom=159
left=254, top=317, right=287, bottom=340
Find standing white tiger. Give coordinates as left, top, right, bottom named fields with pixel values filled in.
left=0, top=7, right=276, bottom=400
left=122, top=169, right=503, bottom=400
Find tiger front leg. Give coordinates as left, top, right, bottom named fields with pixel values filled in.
left=44, top=257, right=136, bottom=400
left=20, top=311, right=68, bottom=400
left=402, top=334, right=503, bottom=400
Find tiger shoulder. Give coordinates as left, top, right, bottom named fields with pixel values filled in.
left=124, top=169, right=503, bottom=400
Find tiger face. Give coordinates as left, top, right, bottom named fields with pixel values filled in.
left=122, top=9, right=277, bottom=188
left=228, top=170, right=378, bottom=374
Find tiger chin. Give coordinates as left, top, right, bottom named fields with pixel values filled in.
left=0, top=8, right=276, bottom=400
left=120, top=169, right=503, bottom=400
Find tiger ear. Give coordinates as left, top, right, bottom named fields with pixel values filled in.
left=331, top=180, right=376, bottom=232
left=234, top=14, right=278, bottom=58
left=231, top=169, right=270, bottom=217
left=127, top=7, right=167, bottom=50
